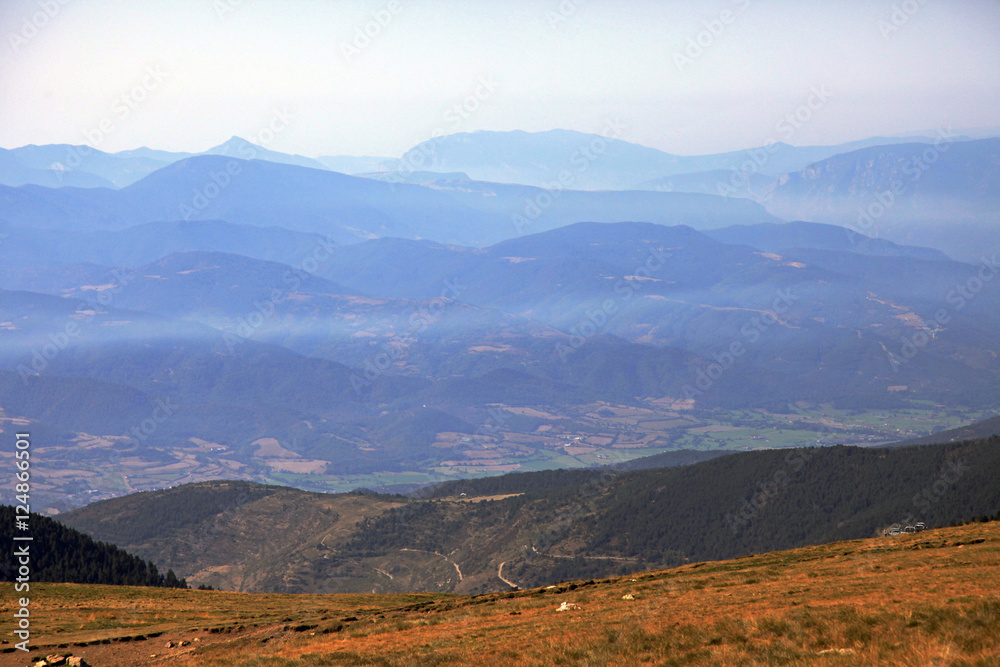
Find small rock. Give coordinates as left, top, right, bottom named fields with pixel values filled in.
left=556, top=601, right=579, bottom=612
left=46, top=656, right=67, bottom=666
left=179, top=640, right=189, bottom=647
left=67, top=658, right=89, bottom=667
left=166, top=640, right=174, bottom=648
left=622, top=593, right=636, bottom=601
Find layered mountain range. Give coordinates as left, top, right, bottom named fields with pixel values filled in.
left=1, top=129, right=998, bottom=513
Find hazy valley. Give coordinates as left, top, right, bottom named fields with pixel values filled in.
left=3, top=7, right=1000, bottom=659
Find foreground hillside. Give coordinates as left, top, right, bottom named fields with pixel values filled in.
left=3, top=521, right=998, bottom=666
left=59, top=438, right=1000, bottom=594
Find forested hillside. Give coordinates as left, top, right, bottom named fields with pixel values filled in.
left=59, top=437, right=1000, bottom=594
left=0, top=505, right=187, bottom=588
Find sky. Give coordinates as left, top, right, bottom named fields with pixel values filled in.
left=1, top=0, right=999, bottom=158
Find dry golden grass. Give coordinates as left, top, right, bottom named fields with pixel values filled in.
left=3, top=522, right=999, bottom=666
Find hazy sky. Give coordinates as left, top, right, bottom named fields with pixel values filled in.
left=2, top=0, right=998, bottom=157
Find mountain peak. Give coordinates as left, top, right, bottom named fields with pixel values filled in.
left=204, top=136, right=259, bottom=155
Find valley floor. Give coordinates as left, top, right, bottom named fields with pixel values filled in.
left=3, top=521, right=999, bottom=666
left=20, top=403, right=995, bottom=513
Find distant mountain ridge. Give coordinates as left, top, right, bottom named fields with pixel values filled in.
left=762, top=137, right=1000, bottom=261
left=0, top=155, right=780, bottom=245
left=0, top=136, right=330, bottom=189
left=0, top=128, right=974, bottom=191
left=0, top=219, right=338, bottom=273
left=704, top=221, right=949, bottom=261
left=384, top=129, right=953, bottom=190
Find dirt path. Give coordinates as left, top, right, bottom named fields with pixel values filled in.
left=530, top=545, right=637, bottom=561
left=497, top=561, right=519, bottom=589
left=400, top=548, right=463, bottom=581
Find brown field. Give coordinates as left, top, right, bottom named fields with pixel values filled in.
left=3, top=521, right=999, bottom=666
left=447, top=493, right=525, bottom=503
left=252, top=437, right=301, bottom=459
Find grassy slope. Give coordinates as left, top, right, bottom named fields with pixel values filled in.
left=4, top=521, right=999, bottom=666
left=57, top=482, right=415, bottom=593
left=57, top=438, right=1000, bottom=596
